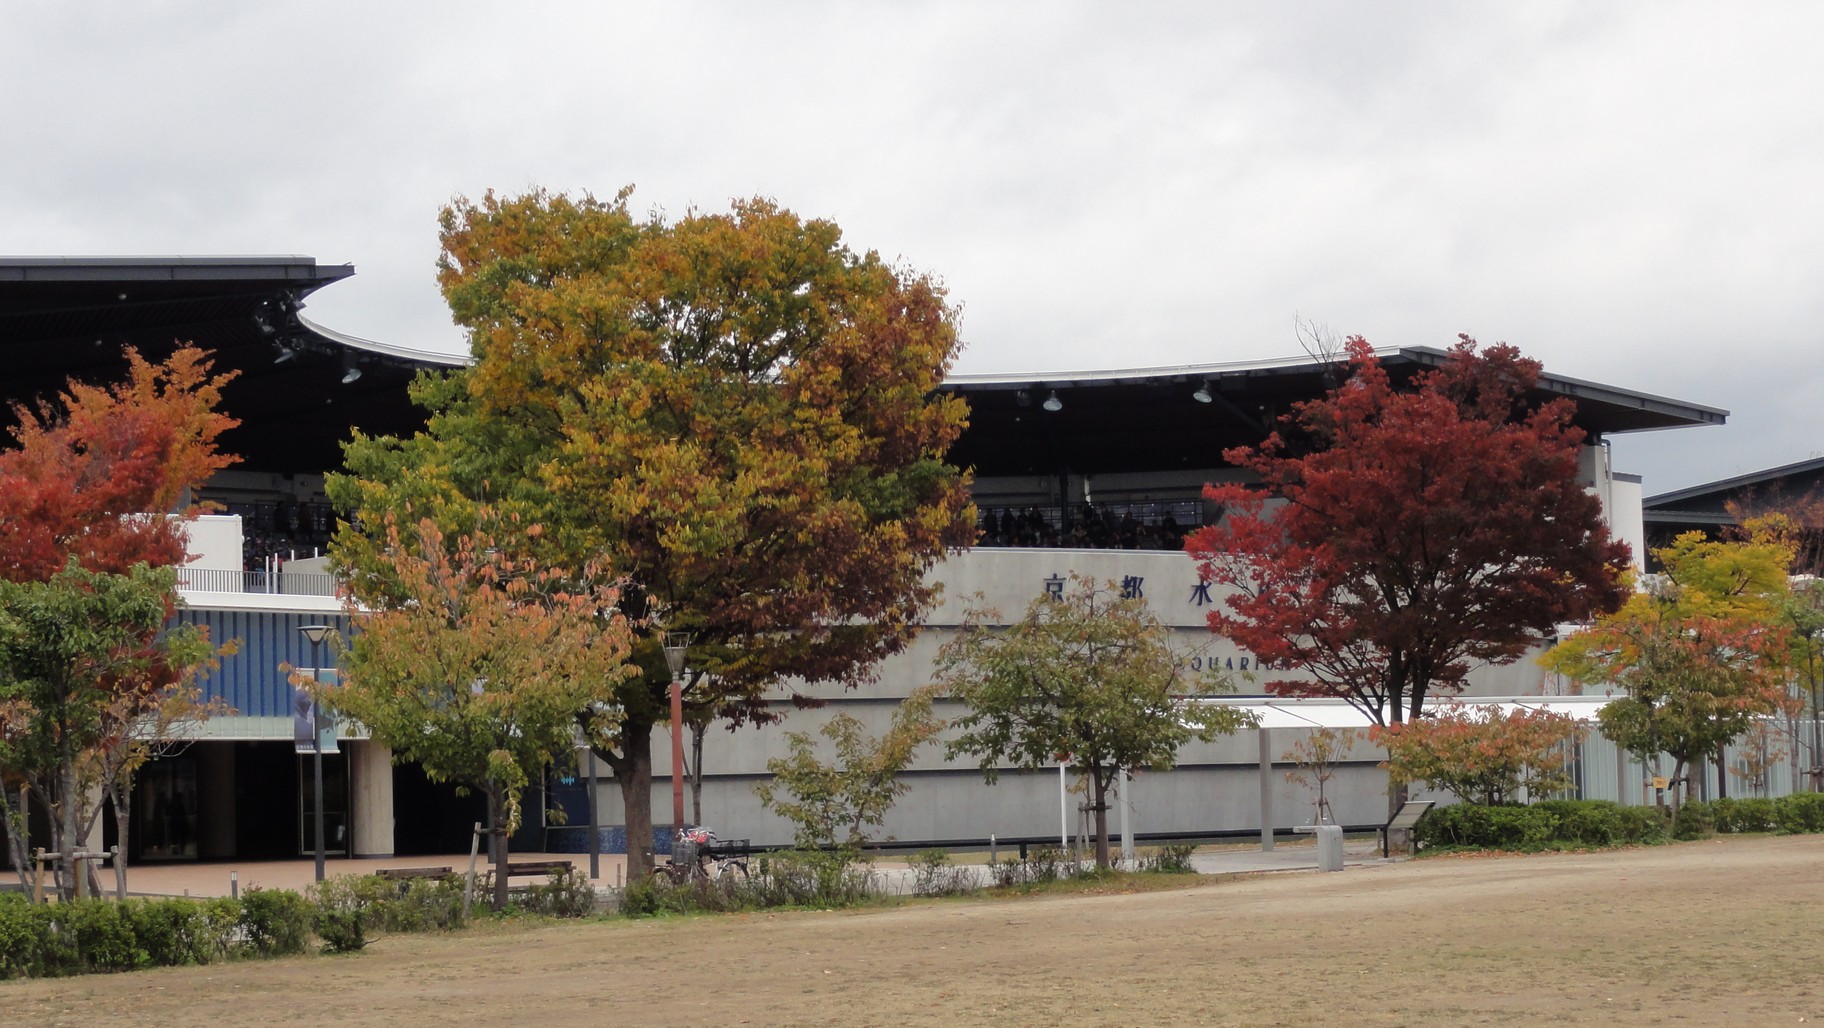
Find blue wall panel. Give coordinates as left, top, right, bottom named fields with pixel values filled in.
left=175, top=610, right=351, bottom=718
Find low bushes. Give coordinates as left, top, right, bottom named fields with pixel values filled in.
left=1416, top=792, right=1824, bottom=852
left=0, top=888, right=308, bottom=979
left=1416, top=800, right=1669, bottom=851
left=0, top=863, right=604, bottom=976
left=620, top=851, right=878, bottom=917
left=309, top=873, right=471, bottom=953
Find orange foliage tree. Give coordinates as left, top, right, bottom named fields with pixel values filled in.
left=1373, top=704, right=1584, bottom=806
left=0, top=347, right=237, bottom=897
left=330, top=190, right=974, bottom=877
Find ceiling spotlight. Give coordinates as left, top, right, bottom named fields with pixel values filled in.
left=273, top=344, right=298, bottom=365
left=1192, top=380, right=1214, bottom=403
left=1042, top=390, right=1063, bottom=412
left=1015, top=390, right=1031, bottom=408
left=341, top=364, right=363, bottom=384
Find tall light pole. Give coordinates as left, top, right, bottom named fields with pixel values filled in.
left=299, top=624, right=332, bottom=883
left=662, top=632, right=691, bottom=844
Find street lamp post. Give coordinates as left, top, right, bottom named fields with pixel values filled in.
left=299, top=625, right=332, bottom=883
left=662, top=633, right=691, bottom=847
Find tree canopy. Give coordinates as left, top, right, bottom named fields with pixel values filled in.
left=0, top=346, right=236, bottom=582
left=1543, top=529, right=1796, bottom=804
left=1375, top=704, right=1583, bottom=806
left=0, top=346, right=236, bottom=899
left=329, top=188, right=974, bottom=876
left=1187, top=336, right=1631, bottom=729
left=935, top=575, right=1254, bottom=869
left=754, top=687, right=943, bottom=859
left=322, top=514, right=634, bottom=909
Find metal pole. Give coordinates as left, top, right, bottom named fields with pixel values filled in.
left=1258, top=727, right=1274, bottom=851
left=1119, top=769, right=1133, bottom=866
left=309, top=637, right=326, bottom=883
left=670, top=676, right=685, bottom=839
left=1058, top=763, right=1068, bottom=852
left=587, top=748, right=600, bottom=881
left=1802, top=641, right=1816, bottom=794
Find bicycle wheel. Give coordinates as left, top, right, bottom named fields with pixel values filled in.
left=716, top=858, right=749, bottom=882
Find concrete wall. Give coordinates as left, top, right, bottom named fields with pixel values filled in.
left=183, top=514, right=245, bottom=573
left=576, top=546, right=1566, bottom=849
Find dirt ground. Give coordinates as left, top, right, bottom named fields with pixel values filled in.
left=6, top=835, right=1823, bottom=1027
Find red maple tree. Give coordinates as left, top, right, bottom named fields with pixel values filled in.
left=0, top=345, right=238, bottom=582
left=0, top=346, right=238, bottom=896
left=1186, top=336, right=1630, bottom=729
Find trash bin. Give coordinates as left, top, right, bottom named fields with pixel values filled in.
left=1315, top=824, right=1344, bottom=872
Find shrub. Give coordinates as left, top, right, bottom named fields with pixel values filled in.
left=619, top=851, right=880, bottom=918
left=313, top=907, right=366, bottom=954
left=311, top=874, right=470, bottom=938
left=0, top=894, right=254, bottom=979
left=987, top=846, right=1068, bottom=888
left=1136, top=843, right=1197, bottom=874
left=64, top=900, right=147, bottom=972
left=519, top=867, right=597, bottom=918
left=1775, top=791, right=1824, bottom=833
left=1416, top=800, right=1671, bottom=851
left=1710, top=797, right=1779, bottom=834
left=238, top=887, right=310, bottom=958
left=0, top=896, right=54, bottom=978
left=910, top=849, right=975, bottom=897
left=748, top=850, right=875, bottom=908
left=1671, top=802, right=1714, bottom=840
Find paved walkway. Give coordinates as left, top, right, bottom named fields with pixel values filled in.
left=43, top=836, right=1391, bottom=899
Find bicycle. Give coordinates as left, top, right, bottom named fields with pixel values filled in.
left=657, top=827, right=750, bottom=884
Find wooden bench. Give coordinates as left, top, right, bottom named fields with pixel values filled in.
left=1381, top=800, right=1434, bottom=858
left=504, top=859, right=574, bottom=880
left=374, top=865, right=454, bottom=881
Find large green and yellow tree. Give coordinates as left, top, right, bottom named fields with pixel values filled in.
left=330, top=189, right=974, bottom=876
left=1543, top=529, right=1796, bottom=806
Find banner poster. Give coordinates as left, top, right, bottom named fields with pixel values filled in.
left=292, top=679, right=317, bottom=755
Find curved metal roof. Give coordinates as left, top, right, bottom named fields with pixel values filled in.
left=0, top=255, right=1729, bottom=481
left=0, top=256, right=437, bottom=473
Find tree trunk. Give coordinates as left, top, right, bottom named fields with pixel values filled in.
left=1091, top=770, right=1111, bottom=870
left=488, top=788, right=510, bottom=911
left=599, top=713, right=656, bottom=881
left=1, top=786, right=34, bottom=893
left=58, top=759, right=80, bottom=901
left=1385, top=707, right=1409, bottom=820
left=107, top=783, right=129, bottom=900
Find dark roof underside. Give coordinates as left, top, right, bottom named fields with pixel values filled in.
left=0, top=258, right=1728, bottom=484
left=944, top=347, right=1727, bottom=478
left=0, top=257, right=436, bottom=473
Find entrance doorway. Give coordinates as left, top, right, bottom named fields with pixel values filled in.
left=297, top=753, right=349, bottom=858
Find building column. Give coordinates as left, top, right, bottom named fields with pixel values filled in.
left=349, top=740, right=394, bottom=858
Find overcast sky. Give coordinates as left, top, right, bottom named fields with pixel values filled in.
left=6, top=2, right=1820, bottom=494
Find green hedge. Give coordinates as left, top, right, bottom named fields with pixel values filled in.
left=0, top=864, right=603, bottom=977
left=1415, top=792, right=1824, bottom=852
left=1687, top=792, right=1824, bottom=836
left=0, top=888, right=308, bottom=979
left=1415, top=800, right=1669, bottom=851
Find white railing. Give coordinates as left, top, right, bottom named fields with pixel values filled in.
left=173, top=566, right=339, bottom=597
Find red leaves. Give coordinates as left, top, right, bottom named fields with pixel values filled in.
left=1187, top=337, right=1631, bottom=724
left=0, top=346, right=238, bottom=583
